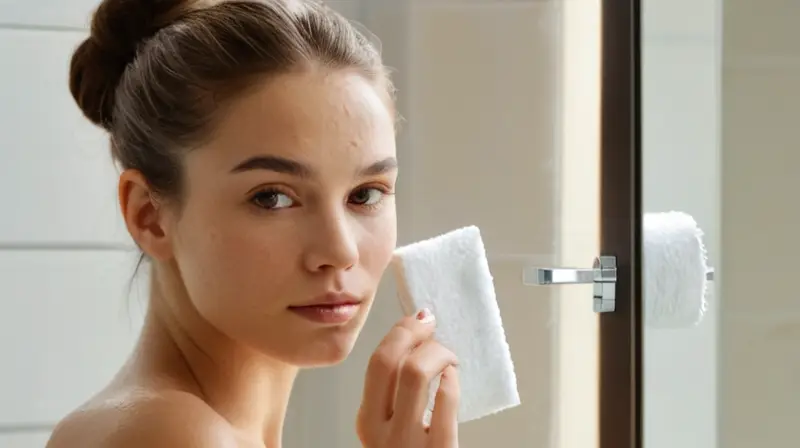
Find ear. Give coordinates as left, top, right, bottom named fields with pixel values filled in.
left=118, top=169, right=174, bottom=261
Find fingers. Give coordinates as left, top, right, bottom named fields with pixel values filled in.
left=360, top=310, right=437, bottom=424
left=428, top=365, right=460, bottom=446
left=392, top=341, right=458, bottom=426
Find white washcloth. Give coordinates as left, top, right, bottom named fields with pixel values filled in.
left=643, top=211, right=710, bottom=328
left=391, top=225, right=521, bottom=423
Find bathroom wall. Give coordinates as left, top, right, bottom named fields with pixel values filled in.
left=641, top=1, right=720, bottom=448
left=719, top=1, right=800, bottom=446
left=0, top=2, right=141, bottom=445
left=0, top=2, right=360, bottom=446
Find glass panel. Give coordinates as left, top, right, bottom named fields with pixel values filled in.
left=719, top=1, right=800, bottom=445
left=641, top=0, right=720, bottom=447
left=644, top=0, right=800, bottom=447
left=287, top=1, right=603, bottom=447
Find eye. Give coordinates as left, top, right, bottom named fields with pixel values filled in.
left=349, top=187, right=384, bottom=206
left=251, top=189, right=295, bottom=210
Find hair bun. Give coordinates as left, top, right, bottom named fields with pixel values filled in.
left=69, top=0, right=194, bottom=129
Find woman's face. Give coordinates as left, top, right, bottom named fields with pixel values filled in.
left=166, top=69, right=397, bottom=366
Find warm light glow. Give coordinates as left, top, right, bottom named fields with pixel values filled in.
left=556, top=0, right=602, bottom=447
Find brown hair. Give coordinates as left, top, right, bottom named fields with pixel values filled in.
left=69, top=0, right=393, bottom=200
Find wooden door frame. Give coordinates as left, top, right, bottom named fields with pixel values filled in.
left=599, top=0, right=642, bottom=447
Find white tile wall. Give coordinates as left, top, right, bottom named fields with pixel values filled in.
left=0, top=28, right=130, bottom=246
left=0, top=431, right=53, bottom=448
left=0, top=2, right=141, bottom=441
left=0, top=251, right=146, bottom=425
left=0, top=3, right=135, bottom=441
left=0, top=0, right=97, bottom=29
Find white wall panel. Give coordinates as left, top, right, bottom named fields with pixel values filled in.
left=0, top=250, right=145, bottom=425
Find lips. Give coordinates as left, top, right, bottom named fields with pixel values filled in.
left=288, top=293, right=363, bottom=325
left=289, top=292, right=362, bottom=308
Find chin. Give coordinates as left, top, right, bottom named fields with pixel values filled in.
left=290, top=347, right=357, bottom=368
left=286, top=329, right=362, bottom=368
left=261, top=303, right=372, bottom=368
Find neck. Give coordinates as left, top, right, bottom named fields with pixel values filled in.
left=128, top=265, right=298, bottom=447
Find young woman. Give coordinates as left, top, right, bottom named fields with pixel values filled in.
left=46, top=1, right=460, bottom=446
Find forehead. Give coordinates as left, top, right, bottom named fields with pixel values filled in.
left=203, top=69, right=396, bottom=168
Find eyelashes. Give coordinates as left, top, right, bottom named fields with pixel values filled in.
left=250, top=189, right=295, bottom=210
left=249, top=185, right=394, bottom=212
left=347, top=186, right=392, bottom=210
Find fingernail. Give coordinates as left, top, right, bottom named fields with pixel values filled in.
left=416, top=308, right=435, bottom=324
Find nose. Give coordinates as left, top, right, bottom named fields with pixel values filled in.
left=303, top=210, right=360, bottom=272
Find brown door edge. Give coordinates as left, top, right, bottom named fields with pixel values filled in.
left=599, top=0, right=642, bottom=447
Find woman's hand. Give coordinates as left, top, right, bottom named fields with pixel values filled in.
left=356, top=309, right=460, bottom=448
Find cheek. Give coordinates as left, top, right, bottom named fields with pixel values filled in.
left=360, top=211, right=397, bottom=277
left=173, top=203, right=300, bottom=304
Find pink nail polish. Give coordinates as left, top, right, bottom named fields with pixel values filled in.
left=416, top=308, right=435, bottom=324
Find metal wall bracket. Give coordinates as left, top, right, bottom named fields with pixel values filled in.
left=522, top=255, right=618, bottom=313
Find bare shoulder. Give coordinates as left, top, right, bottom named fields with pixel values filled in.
left=46, top=389, right=238, bottom=448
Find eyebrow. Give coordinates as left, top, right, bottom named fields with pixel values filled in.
left=230, top=155, right=398, bottom=177
left=361, top=156, right=398, bottom=176
left=231, top=155, right=311, bottom=176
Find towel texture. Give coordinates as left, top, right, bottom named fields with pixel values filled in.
left=391, top=226, right=520, bottom=423
left=643, top=211, right=710, bottom=328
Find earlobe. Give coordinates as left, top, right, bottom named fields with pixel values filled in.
left=118, top=170, right=174, bottom=261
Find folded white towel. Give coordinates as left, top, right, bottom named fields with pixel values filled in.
left=391, top=225, right=521, bottom=423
